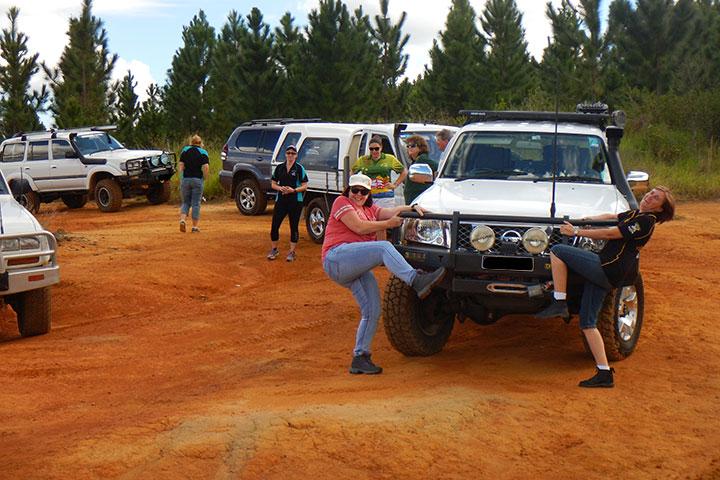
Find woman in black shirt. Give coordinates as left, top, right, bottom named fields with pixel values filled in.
left=178, top=135, right=209, bottom=232
left=536, top=186, right=675, bottom=388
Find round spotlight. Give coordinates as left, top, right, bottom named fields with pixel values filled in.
left=522, top=227, right=549, bottom=254
left=470, top=225, right=495, bottom=251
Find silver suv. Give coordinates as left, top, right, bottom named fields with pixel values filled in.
left=0, top=126, right=175, bottom=213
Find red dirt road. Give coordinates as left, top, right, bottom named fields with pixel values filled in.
left=1, top=200, right=719, bottom=479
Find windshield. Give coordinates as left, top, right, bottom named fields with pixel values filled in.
left=442, top=131, right=611, bottom=183
left=398, top=131, right=446, bottom=163
left=73, top=133, right=124, bottom=155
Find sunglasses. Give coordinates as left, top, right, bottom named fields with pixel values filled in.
left=286, top=151, right=297, bottom=155
left=369, top=147, right=381, bottom=152
left=350, top=187, right=370, bottom=195
left=406, top=144, right=418, bottom=148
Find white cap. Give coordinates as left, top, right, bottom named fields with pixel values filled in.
left=348, top=173, right=371, bottom=190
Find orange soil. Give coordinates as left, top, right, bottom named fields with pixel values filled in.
left=0, top=199, right=718, bottom=479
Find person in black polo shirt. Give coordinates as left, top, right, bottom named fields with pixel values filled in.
left=267, top=144, right=309, bottom=262
left=536, top=186, right=676, bottom=388
left=179, top=135, right=209, bottom=233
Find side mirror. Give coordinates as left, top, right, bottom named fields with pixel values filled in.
left=627, top=170, right=650, bottom=198
left=409, top=163, right=433, bottom=184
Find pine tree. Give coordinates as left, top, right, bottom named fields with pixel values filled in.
left=43, top=0, right=117, bottom=128
left=274, top=13, right=303, bottom=117
left=237, top=8, right=279, bottom=120
left=480, top=0, right=535, bottom=108
left=112, top=70, right=139, bottom=147
left=163, top=10, right=214, bottom=141
left=0, top=7, right=46, bottom=137
left=416, top=0, right=487, bottom=117
left=370, top=0, right=410, bottom=120
left=207, top=11, right=247, bottom=137
left=293, top=0, right=381, bottom=121
left=136, top=83, right=166, bottom=147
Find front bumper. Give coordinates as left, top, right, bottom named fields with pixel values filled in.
left=0, top=231, right=60, bottom=295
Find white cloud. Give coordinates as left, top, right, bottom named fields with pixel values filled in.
left=112, top=58, right=156, bottom=103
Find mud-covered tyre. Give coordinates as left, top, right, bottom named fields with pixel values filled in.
left=305, top=198, right=329, bottom=244
left=588, top=274, right=645, bottom=361
left=62, top=194, right=88, bottom=209
left=235, top=179, right=267, bottom=215
left=95, top=179, right=123, bottom=212
left=382, top=274, right=454, bottom=356
left=13, top=287, right=51, bottom=337
left=146, top=181, right=171, bottom=204
left=13, top=187, right=40, bottom=213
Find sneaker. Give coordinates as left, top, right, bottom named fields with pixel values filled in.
left=266, top=248, right=279, bottom=261
left=579, top=368, right=615, bottom=388
left=191, top=227, right=200, bottom=233
left=179, top=220, right=186, bottom=233
left=349, top=354, right=383, bottom=375
left=534, top=299, right=570, bottom=320
left=286, top=251, right=296, bottom=262
left=411, top=267, right=447, bottom=299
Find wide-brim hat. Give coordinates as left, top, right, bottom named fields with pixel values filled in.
left=348, top=173, right=372, bottom=190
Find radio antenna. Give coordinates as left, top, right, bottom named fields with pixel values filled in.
left=549, top=36, right=559, bottom=219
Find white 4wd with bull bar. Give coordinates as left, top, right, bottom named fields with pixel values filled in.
left=383, top=105, right=650, bottom=361
left=0, top=170, right=59, bottom=336
left=0, top=126, right=175, bottom=213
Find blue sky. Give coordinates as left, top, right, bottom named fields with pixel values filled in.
left=0, top=0, right=610, bottom=102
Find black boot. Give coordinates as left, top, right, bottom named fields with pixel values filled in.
left=578, top=368, right=615, bottom=388
left=412, top=267, right=447, bottom=299
left=534, top=299, right=570, bottom=320
left=349, top=354, right=383, bottom=375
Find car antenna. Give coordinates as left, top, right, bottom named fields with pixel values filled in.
left=549, top=36, right=559, bottom=219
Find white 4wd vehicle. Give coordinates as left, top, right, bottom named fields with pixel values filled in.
left=384, top=106, right=650, bottom=361
left=0, top=126, right=175, bottom=213
left=0, top=170, right=59, bottom=336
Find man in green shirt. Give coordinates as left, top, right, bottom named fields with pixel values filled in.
left=351, top=136, right=407, bottom=208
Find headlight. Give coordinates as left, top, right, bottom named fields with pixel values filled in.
left=470, top=225, right=495, bottom=251
left=161, top=153, right=170, bottom=165
left=522, top=227, right=549, bottom=254
left=0, top=237, right=40, bottom=251
left=576, top=236, right=606, bottom=253
left=150, top=155, right=161, bottom=167
left=123, top=159, right=143, bottom=173
left=403, top=219, right=450, bottom=247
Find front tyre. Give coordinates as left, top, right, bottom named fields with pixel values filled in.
left=146, top=181, right=171, bottom=204
left=593, top=273, right=645, bottom=361
left=235, top=179, right=267, bottom=215
left=62, top=194, right=88, bottom=209
left=305, top=198, right=329, bottom=244
left=14, top=187, right=40, bottom=213
left=382, top=274, right=454, bottom=356
left=13, top=287, right=52, bottom=337
left=95, top=179, right=123, bottom=212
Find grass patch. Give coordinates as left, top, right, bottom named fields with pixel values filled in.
left=167, top=142, right=227, bottom=204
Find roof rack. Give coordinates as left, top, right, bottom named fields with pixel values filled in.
left=11, top=125, right=117, bottom=139
left=240, top=118, right=323, bottom=126
left=459, top=110, right=610, bottom=128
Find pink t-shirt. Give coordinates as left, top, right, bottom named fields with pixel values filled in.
left=321, top=196, right=382, bottom=262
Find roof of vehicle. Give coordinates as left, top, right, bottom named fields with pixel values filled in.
left=460, top=120, right=605, bottom=137
left=3, top=125, right=117, bottom=143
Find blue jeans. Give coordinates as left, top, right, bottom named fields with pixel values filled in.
left=180, top=177, right=204, bottom=220
left=551, top=244, right=613, bottom=329
left=323, top=241, right=417, bottom=356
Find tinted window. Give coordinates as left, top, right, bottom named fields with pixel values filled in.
left=51, top=140, right=75, bottom=159
left=275, top=132, right=302, bottom=162
left=359, top=133, right=369, bottom=156
left=29, top=141, right=49, bottom=161
left=297, top=138, right=339, bottom=171
left=259, top=129, right=281, bottom=154
left=74, top=133, right=124, bottom=155
left=235, top=130, right=261, bottom=152
left=1, top=143, right=25, bottom=162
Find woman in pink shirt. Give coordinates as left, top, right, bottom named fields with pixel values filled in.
left=322, top=174, right=446, bottom=375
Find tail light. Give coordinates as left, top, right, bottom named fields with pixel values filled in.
left=221, top=143, right=228, bottom=161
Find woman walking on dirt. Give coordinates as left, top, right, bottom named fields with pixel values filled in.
left=179, top=135, right=209, bottom=233
left=267, top=144, right=309, bottom=262
left=321, top=173, right=447, bottom=375
left=535, top=186, right=675, bottom=387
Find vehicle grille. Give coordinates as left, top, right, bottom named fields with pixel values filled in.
left=456, top=223, right=565, bottom=256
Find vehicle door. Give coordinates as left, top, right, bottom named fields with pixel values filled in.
left=0, top=142, right=26, bottom=184
left=25, top=141, right=52, bottom=190
left=257, top=128, right=281, bottom=181
left=297, top=137, right=342, bottom=192
left=48, top=139, right=87, bottom=191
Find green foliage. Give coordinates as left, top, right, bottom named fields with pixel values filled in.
left=135, top=84, right=167, bottom=148
left=163, top=10, right=215, bottom=141
left=237, top=8, right=279, bottom=120
left=112, top=70, right=139, bottom=147
left=43, top=0, right=117, bottom=128
left=0, top=7, right=46, bottom=137
left=274, top=13, right=303, bottom=118
left=480, top=0, right=536, bottom=108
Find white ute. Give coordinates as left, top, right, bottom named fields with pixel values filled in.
left=0, top=169, right=59, bottom=336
